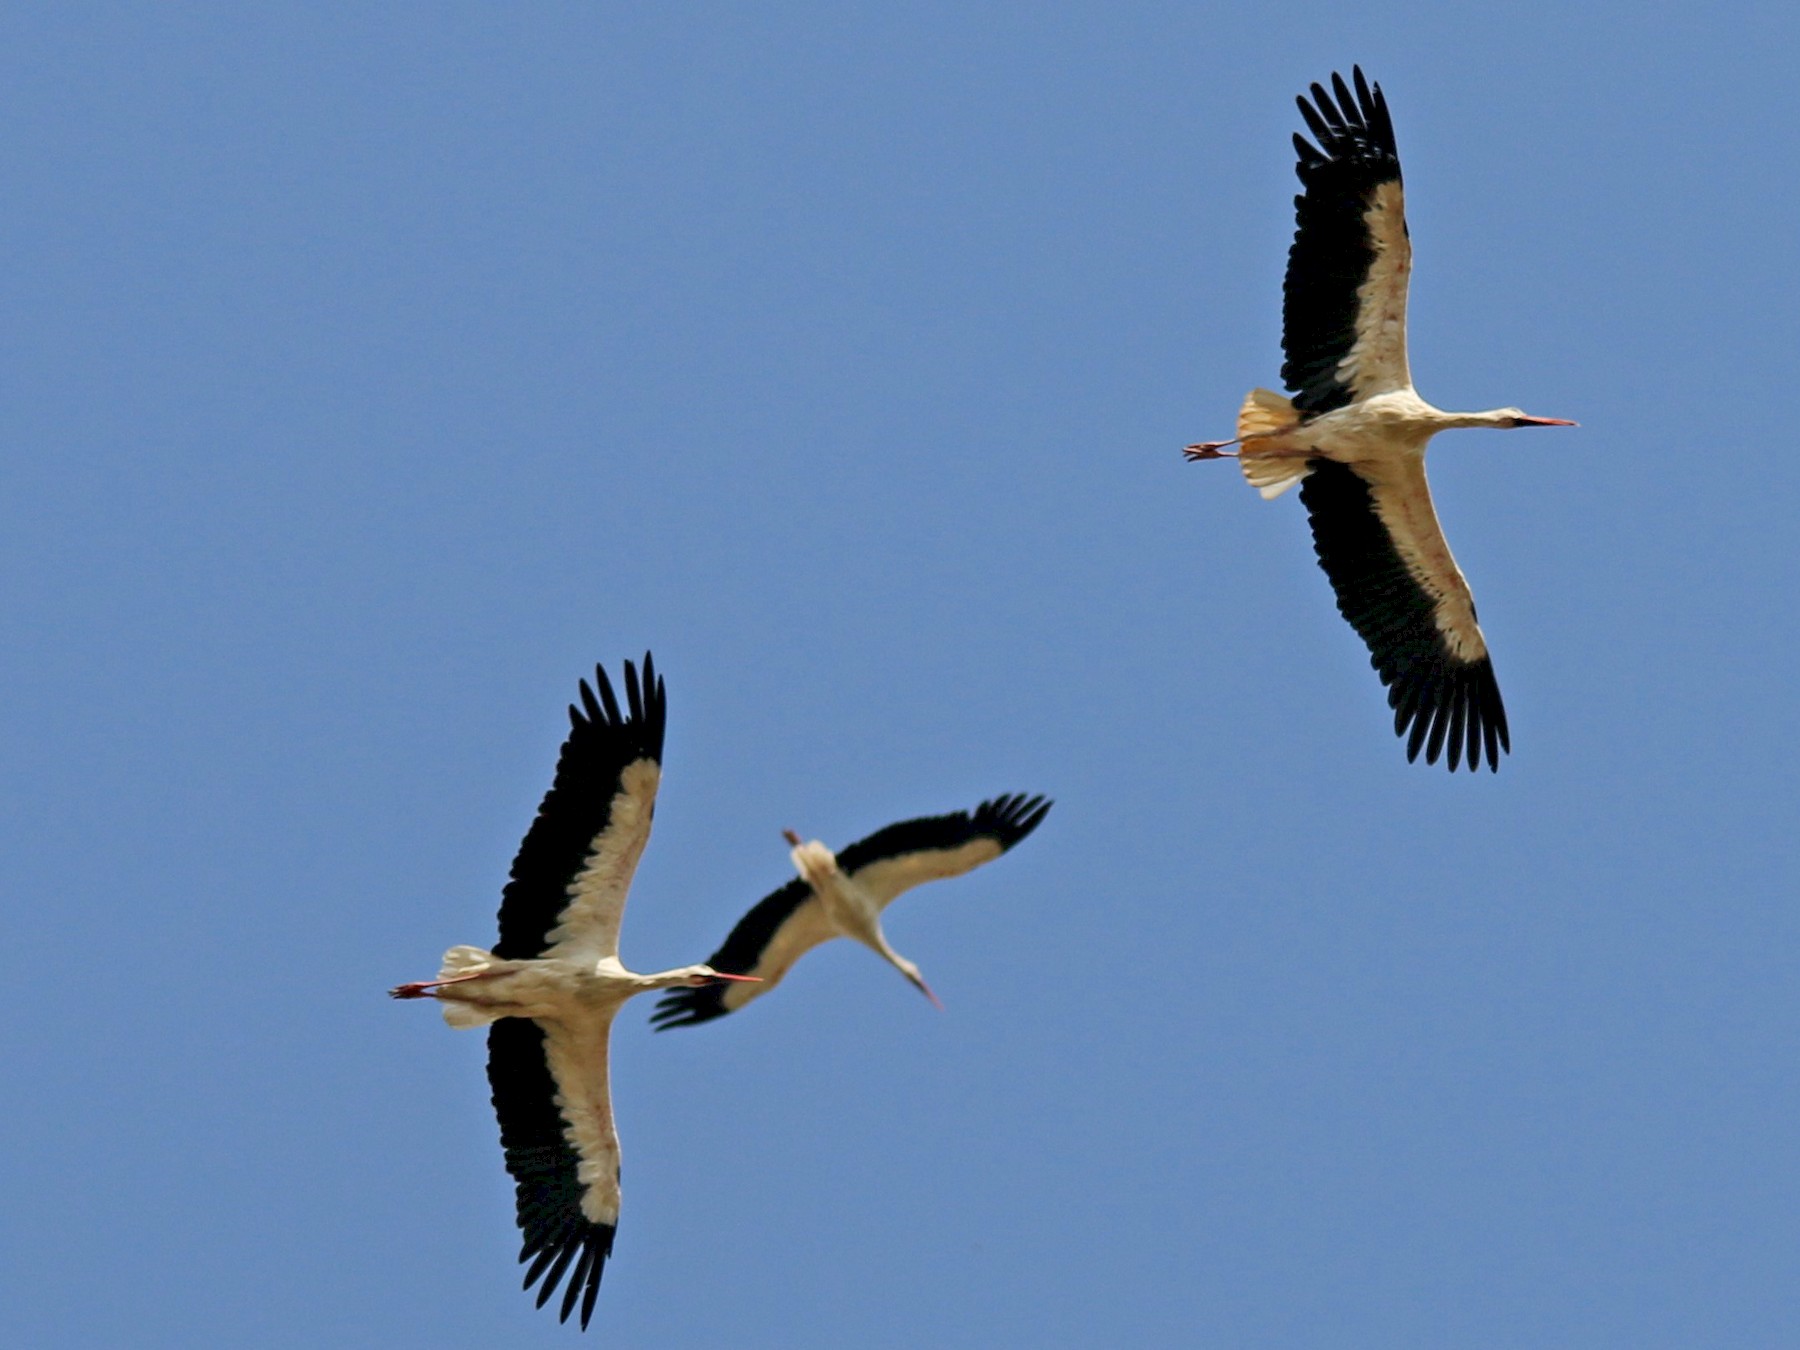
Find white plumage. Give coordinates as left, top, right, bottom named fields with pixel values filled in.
left=1186, top=69, right=1575, bottom=771
left=389, top=655, right=754, bottom=1330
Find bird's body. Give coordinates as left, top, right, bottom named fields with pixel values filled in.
left=390, top=656, right=754, bottom=1330
left=788, top=838, right=892, bottom=959
left=1186, top=69, right=1574, bottom=772
left=418, top=949, right=716, bottom=1025
left=651, top=794, right=1051, bottom=1029
left=784, top=830, right=944, bottom=1008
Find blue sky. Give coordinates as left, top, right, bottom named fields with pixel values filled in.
left=5, top=4, right=1798, bottom=1346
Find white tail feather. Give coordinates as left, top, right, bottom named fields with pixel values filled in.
left=437, top=945, right=492, bottom=979
left=1241, top=457, right=1312, bottom=500
left=1236, top=387, right=1296, bottom=439
left=440, top=1000, right=502, bottom=1030
left=435, top=946, right=501, bottom=1029
left=1234, top=388, right=1309, bottom=499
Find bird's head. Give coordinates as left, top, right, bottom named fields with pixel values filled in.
left=1497, top=409, right=1578, bottom=429
left=893, top=956, right=945, bottom=1012
left=896, top=964, right=943, bottom=1015
left=672, top=965, right=762, bottom=990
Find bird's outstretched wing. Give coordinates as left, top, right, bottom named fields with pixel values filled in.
left=487, top=1015, right=621, bottom=1331
left=1283, top=67, right=1411, bottom=413
left=647, top=875, right=837, bottom=1029
left=1300, top=458, right=1508, bottom=771
left=493, top=656, right=666, bottom=964
left=651, top=794, right=1051, bottom=1028
left=837, top=793, right=1053, bottom=906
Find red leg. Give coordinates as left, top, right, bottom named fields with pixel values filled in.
left=1183, top=439, right=1240, bottom=461
left=388, top=971, right=491, bottom=1000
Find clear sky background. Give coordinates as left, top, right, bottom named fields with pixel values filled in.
left=5, top=4, right=1797, bottom=1347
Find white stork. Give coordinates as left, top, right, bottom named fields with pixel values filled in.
left=649, top=794, right=1051, bottom=1028
left=1185, top=68, right=1575, bottom=772
left=389, top=655, right=756, bottom=1330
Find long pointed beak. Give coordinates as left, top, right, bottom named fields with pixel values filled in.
left=708, top=972, right=762, bottom=983
left=908, top=972, right=945, bottom=1012
left=781, top=829, right=802, bottom=846
left=1514, top=416, right=1578, bottom=427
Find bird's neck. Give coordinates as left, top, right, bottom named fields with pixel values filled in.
left=637, top=966, right=707, bottom=991
left=586, top=955, right=695, bottom=992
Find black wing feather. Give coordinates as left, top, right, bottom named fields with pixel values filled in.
left=1283, top=66, right=1402, bottom=414
left=1299, top=460, right=1509, bottom=772
left=493, top=655, right=666, bottom=960
left=487, top=1019, right=616, bottom=1331
left=834, top=792, right=1053, bottom=875
left=647, top=876, right=815, bottom=1030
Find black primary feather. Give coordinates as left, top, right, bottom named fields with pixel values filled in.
left=1282, top=67, right=1403, bottom=414
left=1299, top=461, right=1508, bottom=772
left=487, top=1018, right=616, bottom=1330
left=835, top=792, right=1052, bottom=874
left=646, top=876, right=815, bottom=1030
left=493, top=655, right=666, bottom=960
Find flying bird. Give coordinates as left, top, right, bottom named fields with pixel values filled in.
left=389, top=655, right=757, bottom=1330
left=650, top=793, right=1052, bottom=1029
left=1184, top=68, right=1575, bottom=772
